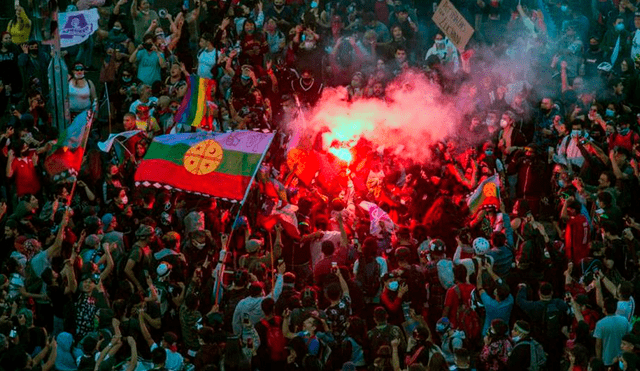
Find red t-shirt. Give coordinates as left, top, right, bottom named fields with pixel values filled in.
left=444, top=283, right=475, bottom=329
left=11, top=153, right=41, bottom=197
left=565, top=214, right=590, bottom=265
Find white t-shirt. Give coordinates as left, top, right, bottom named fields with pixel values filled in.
left=197, top=48, right=218, bottom=79
left=150, top=343, right=184, bottom=371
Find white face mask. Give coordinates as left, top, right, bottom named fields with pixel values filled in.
left=193, top=240, right=206, bottom=249
left=500, top=119, right=509, bottom=128
left=512, top=336, right=521, bottom=342
left=120, top=195, right=128, bottom=205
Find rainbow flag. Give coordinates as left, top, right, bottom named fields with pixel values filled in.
left=466, top=174, right=501, bottom=215
left=135, top=131, right=274, bottom=201
left=174, top=76, right=216, bottom=128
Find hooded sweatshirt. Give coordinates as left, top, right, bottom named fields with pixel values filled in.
left=56, top=332, right=78, bottom=371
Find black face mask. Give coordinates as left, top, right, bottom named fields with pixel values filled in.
left=144, top=43, right=153, bottom=51
left=589, top=44, right=599, bottom=51
left=29, top=48, right=38, bottom=55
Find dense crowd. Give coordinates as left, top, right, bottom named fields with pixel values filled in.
left=4, top=0, right=640, bottom=371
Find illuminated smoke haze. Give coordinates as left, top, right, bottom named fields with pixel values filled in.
left=288, top=70, right=462, bottom=162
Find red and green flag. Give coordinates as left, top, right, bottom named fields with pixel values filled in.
left=44, top=110, right=93, bottom=179
left=135, top=131, right=274, bottom=201
left=174, top=76, right=216, bottom=129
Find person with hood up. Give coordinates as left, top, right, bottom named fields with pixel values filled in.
left=232, top=261, right=286, bottom=335
left=55, top=332, right=77, bottom=371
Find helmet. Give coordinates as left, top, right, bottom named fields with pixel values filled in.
left=472, top=237, right=490, bottom=255
left=429, top=239, right=446, bottom=253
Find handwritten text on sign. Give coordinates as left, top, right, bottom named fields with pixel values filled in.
left=432, top=0, right=474, bottom=51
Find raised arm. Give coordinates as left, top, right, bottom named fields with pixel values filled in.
left=282, top=309, right=296, bottom=339
left=130, top=0, right=139, bottom=19
left=138, top=309, right=155, bottom=348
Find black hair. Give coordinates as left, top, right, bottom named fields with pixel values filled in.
left=604, top=297, right=618, bottom=314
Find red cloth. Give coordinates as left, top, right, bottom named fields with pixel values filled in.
left=444, top=283, right=475, bottom=329
left=609, top=131, right=640, bottom=152
left=374, top=1, right=389, bottom=23
left=11, top=154, right=41, bottom=196
left=565, top=214, right=590, bottom=265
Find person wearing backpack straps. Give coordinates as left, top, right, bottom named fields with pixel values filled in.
left=515, top=282, right=570, bottom=368
left=255, top=297, right=287, bottom=371
left=507, top=320, right=546, bottom=371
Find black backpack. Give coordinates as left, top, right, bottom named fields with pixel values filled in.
left=356, top=258, right=381, bottom=298
left=541, top=301, right=562, bottom=340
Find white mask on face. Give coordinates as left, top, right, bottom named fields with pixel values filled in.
left=193, top=240, right=206, bottom=249
left=500, top=119, right=509, bottom=128
left=120, top=195, right=128, bottom=205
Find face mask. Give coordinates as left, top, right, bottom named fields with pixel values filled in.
left=120, top=195, right=128, bottom=205
left=144, top=43, right=153, bottom=50
left=616, top=23, right=625, bottom=32
left=605, top=109, right=615, bottom=117
left=2, top=41, right=11, bottom=48
left=435, top=39, right=445, bottom=45
left=435, top=323, right=447, bottom=333
left=571, top=130, right=580, bottom=138
left=29, top=48, right=38, bottom=55
left=112, top=27, right=122, bottom=35
left=302, top=41, right=315, bottom=50
left=558, top=179, right=566, bottom=188
left=619, top=127, right=630, bottom=135
left=500, top=119, right=509, bottom=128
left=241, top=75, right=251, bottom=81
left=123, top=76, right=132, bottom=83
left=222, top=114, right=230, bottom=120
left=193, top=240, right=206, bottom=249
left=590, top=44, right=599, bottom=51
left=485, top=149, right=494, bottom=156
left=246, top=28, right=255, bottom=34
left=486, top=119, right=496, bottom=126
left=561, top=5, right=568, bottom=11
left=74, top=72, right=85, bottom=79
left=512, top=336, right=521, bottom=342
left=388, top=281, right=399, bottom=291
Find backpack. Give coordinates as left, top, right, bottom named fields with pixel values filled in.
left=436, top=259, right=455, bottom=289
left=356, top=258, right=381, bottom=298
left=454, top=286, right=481, bottom=344
left=517, top=340, right=547, bottom=371
left=541, top=301, right=562, bottom=340
left=261, top=317, right=287, bottom=361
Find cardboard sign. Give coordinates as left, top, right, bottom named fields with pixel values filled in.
left=432, top=0, right=475, bottom=51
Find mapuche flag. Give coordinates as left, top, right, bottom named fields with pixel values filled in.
left=135, top=131, right=274, bottom=201
left=44, top=110, right=93, bottom=178
left=466, top=174, right=501, bottom=215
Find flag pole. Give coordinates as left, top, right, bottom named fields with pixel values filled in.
left=213, top=130, right=276, bottom=305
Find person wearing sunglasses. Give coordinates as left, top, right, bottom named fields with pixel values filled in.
left=68, top=62, right=97, bottom=120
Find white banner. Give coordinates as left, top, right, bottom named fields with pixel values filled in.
left=59, top=8, right=99, bottom=48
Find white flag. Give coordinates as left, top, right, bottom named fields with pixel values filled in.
left=59, top=8, right=99, bottom=48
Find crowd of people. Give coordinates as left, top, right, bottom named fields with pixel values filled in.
left=4, top=0, right=640, bottom=371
